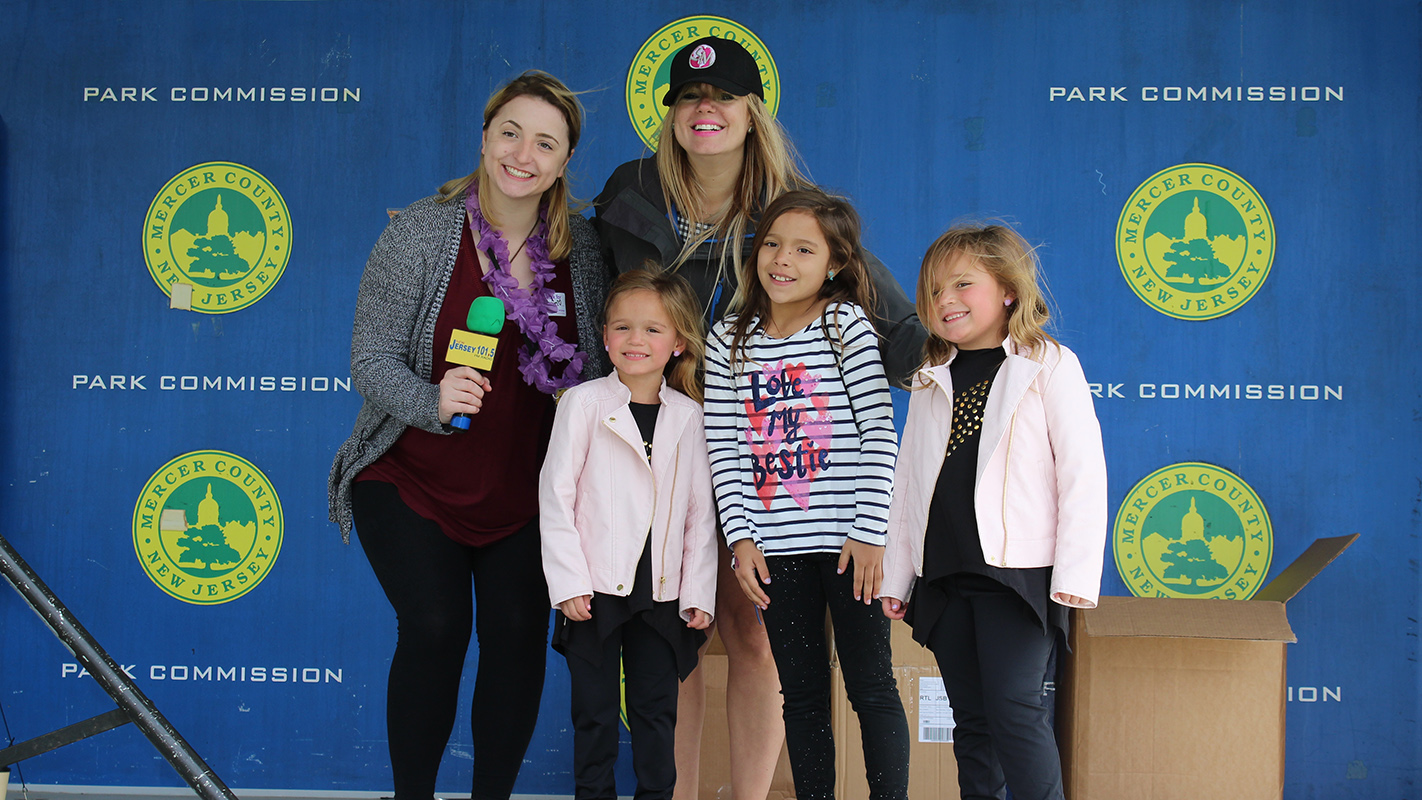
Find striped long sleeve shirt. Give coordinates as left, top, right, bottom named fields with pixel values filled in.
left=704, top=302, right=898, bottom=556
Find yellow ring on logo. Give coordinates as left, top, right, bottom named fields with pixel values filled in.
left=1115, top=163, right=1274, bottom=321
left=132, top=450, right=284, bottom=604
left=143, top=161, right=291, bottom=314
left=624, top=16, right=780, bottom=151
left=1113, top=462, right=1273, bottom=600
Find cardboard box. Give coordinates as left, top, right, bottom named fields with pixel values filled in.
left=696, top=631, right=798, bottom=800
left=1058, top=534, right=1357, bottom=800
left=831, top=621, right=960, bottom=800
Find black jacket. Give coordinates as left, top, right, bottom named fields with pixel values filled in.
left=592, top=157, right=928, bottom=387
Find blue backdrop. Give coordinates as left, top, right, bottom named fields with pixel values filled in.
left=0, top=1, right=1416, bottom=797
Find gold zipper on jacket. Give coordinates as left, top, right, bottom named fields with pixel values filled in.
left=658, top=444, right=681, bottom=602
left=917, top=371, right=954, bottom=576
left=1000, top=409, right=1018, bottom=566
left=604, top=416, right=657, bottom=592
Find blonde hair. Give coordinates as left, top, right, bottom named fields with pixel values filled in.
left=437, top=70, right=583, bottom=261
left=604, top=266, right=707, bottom=404
left=653, top=90, right=809, bottom=299
left=915, top=222, right=1055, bottom=369
left=724, top=189, right=879, bottom=376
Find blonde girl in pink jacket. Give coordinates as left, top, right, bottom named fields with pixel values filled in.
left=539, top=268, right=718, bottom=800
left=880, top=223, right=1107, bottom=800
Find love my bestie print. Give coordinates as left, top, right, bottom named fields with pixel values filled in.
left=744, top=360, right=833, bottom=511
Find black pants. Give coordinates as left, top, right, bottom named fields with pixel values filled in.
left=564, top=613, right=680, bottom=800
left=761, top=553, right=910, bottom=800
left=352, top=480, right=550, bottom=800
left=924, top=578, right=1062, bottom=800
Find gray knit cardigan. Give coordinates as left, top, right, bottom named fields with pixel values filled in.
left=327, top=192, right=610, bottom=542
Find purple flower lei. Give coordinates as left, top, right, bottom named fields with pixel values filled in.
left=465, top=188, right=586, bottom=395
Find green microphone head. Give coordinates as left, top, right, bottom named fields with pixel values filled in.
left=467, top=296, right=506, bottom=335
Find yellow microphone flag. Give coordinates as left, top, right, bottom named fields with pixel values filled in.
left=447, top=329, right=498, bottom=371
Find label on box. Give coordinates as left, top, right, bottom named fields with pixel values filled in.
left=917, top=676, right=955, bottom=743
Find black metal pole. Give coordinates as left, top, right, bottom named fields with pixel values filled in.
left=0, top=532, right=237, bottom=800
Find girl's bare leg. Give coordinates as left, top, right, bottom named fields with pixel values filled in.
left=673, top=547, right=785, bottom=799
left=672, top=635, right=712, bottom=800
left=717, top=545, right=785, bottom=799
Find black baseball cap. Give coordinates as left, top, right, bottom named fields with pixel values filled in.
left=661, top=36, right=765, bottom=106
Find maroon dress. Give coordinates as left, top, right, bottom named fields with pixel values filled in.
left=359, top=218, right=580, bottom=546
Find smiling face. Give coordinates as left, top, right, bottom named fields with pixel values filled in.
left=930, top=251, right=1014, bottom=351
left=479, top=94, right=571, bottom=204
left=670, top=82, right=751, bottom=161
left=756, top=210, right=832, bottom=315
left=603, top=289, right=685, bottom=389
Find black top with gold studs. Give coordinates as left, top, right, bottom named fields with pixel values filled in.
left=911, top=346, right=1065, bottom=636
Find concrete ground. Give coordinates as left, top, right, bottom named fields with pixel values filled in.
left=1, top=787, right=386, bottom=800
left=1, top=787, right=583, bottom=800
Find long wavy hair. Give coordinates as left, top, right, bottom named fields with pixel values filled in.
left=437, top=70, right=584, bottom=261
left=915, top=222, right=1055, bottom=372
left=603, top=266, right=707, bottom=403
left=652, top=89, right=809, bottom=310
left=723, top=189, right=879, bottom=375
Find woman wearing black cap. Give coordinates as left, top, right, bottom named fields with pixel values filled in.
left=594, top=35, right=924, bottom=800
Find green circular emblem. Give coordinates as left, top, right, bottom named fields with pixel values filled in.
left=1113, top=462, right=1273, bottom=599
left=624, top=16, right=780, bottom=150
left=143, top=162, right=291, bottom=313
left=1116, top=164, right=1274, bottom=320
left=132, top=450, right=283, bottom=604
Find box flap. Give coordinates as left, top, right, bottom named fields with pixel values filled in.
left=1082, top=596, right=1296, bottom=642
left=1252, top=533, right=1359, bottom=603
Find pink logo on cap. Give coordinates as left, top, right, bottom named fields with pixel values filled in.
left=688, top=44, right=716, bottom=69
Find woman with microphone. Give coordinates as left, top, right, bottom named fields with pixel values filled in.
left=329, top=71, right=607, bottom=800
left=594, top=37, right=926, bottom=799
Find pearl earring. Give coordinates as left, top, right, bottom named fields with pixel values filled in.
left=1004, top=298, right=1013, bottom=307
left=673, top=350, right=682, bottom=357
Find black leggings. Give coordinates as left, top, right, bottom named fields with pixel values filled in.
left=565, top=613, right=680, bottom=800
left=925, top=578, right=1062, bottom=800
left=352, top=480, right=550, bottom=800
left=761, top=553, right=910, bottom=800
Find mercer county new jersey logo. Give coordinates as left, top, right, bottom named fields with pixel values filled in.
left=1113, top=463, right=1273, bottom=600
left=143, top=162, right=291, bottom=313
left=624, top=15, right=780, bottom=150
left=132, top=451, right=283, bottom=604
left=1116, top=164, right=1274, bottom=320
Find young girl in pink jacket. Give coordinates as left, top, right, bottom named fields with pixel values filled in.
left=539, top=269, right=718, bottom=800
left=880, top=222, right=1107, bottom=800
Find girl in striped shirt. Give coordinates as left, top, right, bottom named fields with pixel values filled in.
left=704, top=189, right=910, bottom=799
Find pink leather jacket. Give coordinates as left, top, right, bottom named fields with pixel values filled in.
left=539, top=374, right=718, bottom=621
left=881, top=339, right=1107, bottom=608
